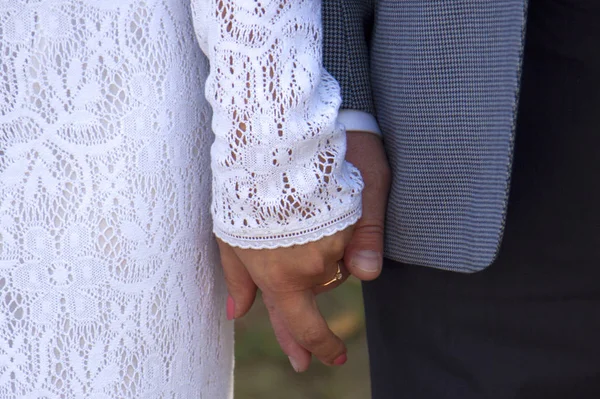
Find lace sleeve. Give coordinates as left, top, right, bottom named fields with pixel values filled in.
left=191, top=0, right=364, bottom=249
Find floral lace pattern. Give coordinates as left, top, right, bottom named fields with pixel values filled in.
left=0, top=1, right=232, bottom=398
left=0, top=0, right=361, bottom=397
left=193, top=0, right=364, bottom=249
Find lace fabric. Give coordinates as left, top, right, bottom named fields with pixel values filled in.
left=0, top=0, right=361, bottom=397
left=194, top=0, right=364, bottom=249
left=0, top=1, right=232, bottom=398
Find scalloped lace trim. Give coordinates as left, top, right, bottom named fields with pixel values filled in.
left=214, top=201, right=362, bottom=249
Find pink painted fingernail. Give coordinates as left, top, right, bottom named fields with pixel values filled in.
left=226, top=295, right=235, bottom=320
left=288, top=356, right=301, bottom=372
left=333, top=353, right=347, bottom=366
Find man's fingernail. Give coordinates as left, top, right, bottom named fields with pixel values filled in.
left=288, top=356, right=301, bottom=372
left=333, top=353, right=347, bottom=366
left=351, top=250, right=382, bottom=273
left=226, top=295, right=235, bottom=320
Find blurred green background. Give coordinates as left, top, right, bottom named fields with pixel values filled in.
left=234, top=277, right=371, bottom=399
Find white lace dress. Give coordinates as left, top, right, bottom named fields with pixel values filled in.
left=0, top=0, right=362, bottom=398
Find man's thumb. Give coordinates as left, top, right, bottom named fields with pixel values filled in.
left=344, top=130, right=391, bottom=282
left=344, top=223, right=384, bottom=281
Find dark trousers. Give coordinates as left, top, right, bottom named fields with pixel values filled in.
left=363, top=255, right=600, bottom=399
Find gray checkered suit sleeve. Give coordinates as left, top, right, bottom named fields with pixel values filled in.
left=322, top=0, right=375, bottom=114
left=322, top=0, right=529, bottom=272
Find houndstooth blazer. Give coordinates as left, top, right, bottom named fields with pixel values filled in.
left=323, top=0, right=528, bottom=272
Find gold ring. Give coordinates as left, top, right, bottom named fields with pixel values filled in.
left=321, top=261, right=344, bottom=287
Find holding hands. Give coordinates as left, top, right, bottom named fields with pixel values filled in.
left=200, top=0, right=390, bottom=373
left=218, top=130, right=391, bottom=372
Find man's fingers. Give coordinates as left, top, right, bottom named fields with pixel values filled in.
left=275, top=290, right=347, bottom=366
left=263, top=294, right=312, bottom=372
left=217, top=239, right=257, bottom=319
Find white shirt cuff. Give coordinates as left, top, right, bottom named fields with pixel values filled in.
left=337, top=109, right=382, bottom=136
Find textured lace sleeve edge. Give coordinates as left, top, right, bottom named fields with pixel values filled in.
left=213, top=200, right=362, bottom=249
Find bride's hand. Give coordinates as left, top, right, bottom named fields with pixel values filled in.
left=262, top=130, right=390, bottom=371
left=217, top=227, right=353, bottom=371
left=219, top=131, right=391, bottom=372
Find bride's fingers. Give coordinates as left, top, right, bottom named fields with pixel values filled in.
left=217, top=239, right=258, bottom=320
left=312, top=261, right=350, bottom=295
left=263, top=294, right=312, bottom=372
left=273, top=290, right=347, bottom=367
left=266, top=262, right=349, bottom=371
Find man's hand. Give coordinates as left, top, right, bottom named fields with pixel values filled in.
left=343, top=130, right=391, bottom=281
